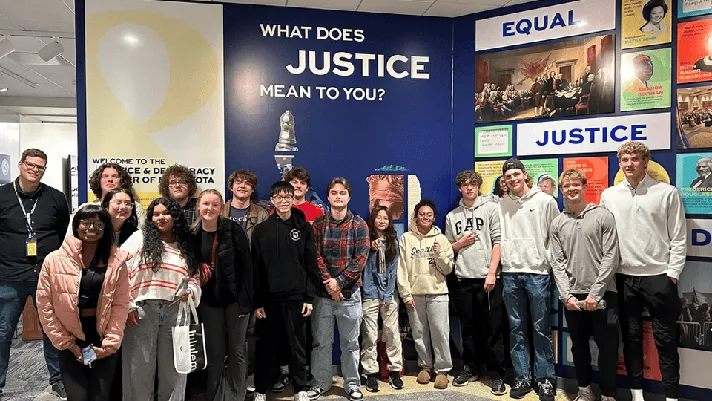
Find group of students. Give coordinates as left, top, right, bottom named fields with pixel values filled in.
left=0, top=139, right=687, bottom=401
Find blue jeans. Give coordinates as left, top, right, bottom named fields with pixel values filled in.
left=0, top=280, right=61, bottom=390
left=502, top=273, right=555, bottom=382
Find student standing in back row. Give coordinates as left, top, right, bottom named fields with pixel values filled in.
left=600, top=141, right=686, bottom=401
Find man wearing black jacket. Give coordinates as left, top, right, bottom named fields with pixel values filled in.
left=0, top=149, right=68, bottom=399
left=251, top=181, right=320, bottom=401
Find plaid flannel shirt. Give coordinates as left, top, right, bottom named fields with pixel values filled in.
left=312, top=210, right=370, bottom=291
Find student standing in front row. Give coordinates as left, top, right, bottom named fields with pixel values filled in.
left=308, top=177, right=369, bottom=401
left=549, top=169, right=620, bottom=401
left=445, top=170, right=506, bottom=395
left=398, top=200, right=454, bottom=390
left=601, top=141, right=687, bottom=401
left=499, top=158, right=559, bottom=401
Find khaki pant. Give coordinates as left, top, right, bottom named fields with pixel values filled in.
left=360, top=298, right=402, bottom=374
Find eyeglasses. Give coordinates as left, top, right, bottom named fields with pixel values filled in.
left=168, top=181, right=187, bottom=187
left=417, top=213, right=434, bottom=218
left=110, top=200, right=133, bottom=208
left=23, top=161, right=46, bottom=172
left=272, top=195, right=294, bottom=203
left=79, top=220, right=105, bottom=230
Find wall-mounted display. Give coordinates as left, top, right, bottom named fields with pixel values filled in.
left=563, top=157, right=609, bottom=204
left=678, top=261, right=712, bottom=351
left=677, top=86, right=712, bottom=149
left=620, top=48, right=671, bottom=112
left=678, top=0, right=712, bottom=19
left=474, top=159, right=506, bottom=196
left=366, top=175, right=404, bottom=220
left=474, top=125, right=512, bottom=158
left=522, top=158, right=559, bottom=197
left=678, top=19, right=712, bottom=84
left=687, top=218, right=712, bottom=258
left=475, top=34, right=615, bottom=123
left=676, top=152, right=712, bottom=214
left=622, top=0, right=672, bottom=49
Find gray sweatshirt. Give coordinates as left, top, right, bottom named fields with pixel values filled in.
left=444, top=195, right=501, bottom=278
left=549, top=203, right=619, bottom=302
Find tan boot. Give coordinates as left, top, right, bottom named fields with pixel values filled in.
left=416, top=369, right=431, bottom=384
left=434, top=373, right=449, bottom=389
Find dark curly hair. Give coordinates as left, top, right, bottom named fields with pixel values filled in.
left=89, top=163, right=136, bottom=200
left=141, top=197, right=197, bottom=275
left=642, top=0, right=667, bottom=22
left=72, top=204, right=113, bottom=267
left=101, top=188, right=139, bottom=246
left=158, top=165, right=198, bottom=199
left=414, top=199, right=437, bottom=217
left=367, top=206, right=397, bottom=265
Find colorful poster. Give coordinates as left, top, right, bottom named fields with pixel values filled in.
left=366, top=175, right=404, bottom=220
left=676, top=153, right=712, bottom=214
left=678, top=261, right=712, bottom=351
left=613, top=159, right=671, bottom=184
left=474, top=159, right=506, bottom=195
left=474, top=125, right=512, bottom=158
left=678, top=19, right=712, bottom=84
left=677, top=85, right=712, bottom=149
left=475, top=34, right=615, bottom=123
left=679, top=0, right=712, bottom=19
left=563, top=157, right=609, bottom=204
left=687, top=218, right=712, bottom=258
left=522, top=158, right=559, bottom=197
left=621, top=48, right=671, bottom=111
left=621, top=0, right=672, bottom=49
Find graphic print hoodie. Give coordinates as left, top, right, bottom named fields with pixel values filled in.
left=397, top=225, right=454, bottom=304
left=445, top=195, right=501, bottom=278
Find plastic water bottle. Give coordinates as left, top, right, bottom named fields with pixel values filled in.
left=576, top=299, right=607, bottom=310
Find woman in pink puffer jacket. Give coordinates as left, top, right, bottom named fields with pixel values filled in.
left=36, top=204, right=130, bottom=400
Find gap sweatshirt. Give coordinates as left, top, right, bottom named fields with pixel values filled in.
left=397, top=225, right=454, bottom=304
left=444, top=195, right=501, bottom=278
left=599, top=175, right=687, bottom=279
left=499, top=186, right=560, bottom=274
left=549, top=203, right=619, bottom=302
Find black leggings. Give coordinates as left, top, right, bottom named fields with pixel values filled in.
left=58, top=349, right=118, bottom=401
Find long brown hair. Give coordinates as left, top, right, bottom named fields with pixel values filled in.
left=367, top=206, right=397, bottom=264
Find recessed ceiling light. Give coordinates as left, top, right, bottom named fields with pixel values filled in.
left=0, top=88, right=8, bottom=92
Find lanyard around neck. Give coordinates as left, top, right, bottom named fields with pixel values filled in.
left=13, top=181, right=39, bottom=234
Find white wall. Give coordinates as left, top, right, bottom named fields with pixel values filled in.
left=0, top=122, right=20, bottom=185
left=19, top=122, right=78, bottom=194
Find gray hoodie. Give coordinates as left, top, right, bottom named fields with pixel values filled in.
left=549, top=203, right=619, bottom=302
left=445, top=195, right=501, bottom=278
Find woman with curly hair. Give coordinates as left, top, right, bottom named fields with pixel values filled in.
left=158, top=165, right=199, bottom=225
left=120, top=198, right=201, bottom=401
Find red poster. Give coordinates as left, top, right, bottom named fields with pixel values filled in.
left=616, top=320, right=663, bottom=381
left=677, top=19, right=712, bottom=84
left=563, top=157, right=609, bottom=204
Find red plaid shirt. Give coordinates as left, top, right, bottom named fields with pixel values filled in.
left=312, top=210, right=369, bottom=291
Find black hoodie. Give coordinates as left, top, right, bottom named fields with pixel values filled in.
left=251, top=207, right=319, bottom=307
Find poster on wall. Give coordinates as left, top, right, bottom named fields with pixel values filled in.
left=522, top=158, right=559, bottom=197
left=474, top=159, right=506, bottom=196
left=613, top=157, right=671, bottom=185
left=687, top=218, right=712, bottom=259
left=563, top=157, right=609, bottom=204
left=474, top=125, right=512, bottom=158
left=678, top=19, right=712, bottom=84
left=678, top=261, right=712, bottom=351
left=367, top=175, right=404, bottom=220
left=475, top=34, right=615, bottom=123
left=620, top=48, right=671, bottom=111
left=678, top=86, right=712, bottom=149
left=621, top=0, right=672, bottom=49
left=678, top=1, right=712, bottom=18
left=84, top=0, right=226, bottom=207
left=676, top=153, right=712, bottom=214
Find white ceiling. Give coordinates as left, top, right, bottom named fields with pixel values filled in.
left=0, top=0, right=536, bottom=123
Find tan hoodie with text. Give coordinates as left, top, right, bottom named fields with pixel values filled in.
left=397, top=225, right=454, bottom=304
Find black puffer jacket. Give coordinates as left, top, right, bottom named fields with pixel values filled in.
left=192, top=217, right=254, bottom=313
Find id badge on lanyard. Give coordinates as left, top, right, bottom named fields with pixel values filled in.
left=25, top=213, right=37, bottom=257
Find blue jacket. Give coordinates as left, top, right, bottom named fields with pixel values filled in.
left=361, top=245, right=398, bottom=303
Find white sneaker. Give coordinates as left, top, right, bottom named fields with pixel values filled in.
left=574, top=386, right=595, bottom=401
left=247, top=374, right=255, bottom=392
left=294, top=391, right=310, bottom=401
left=254, top=393, right=267, bottom=401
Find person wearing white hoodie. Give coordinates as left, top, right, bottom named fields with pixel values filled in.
left=444, top=170, right=506, bottom=396
left=397, top=199, right=454, bottom=390
left=600, top=141, right=687, bottom=401
left=499, top=158, right=559, bottom=401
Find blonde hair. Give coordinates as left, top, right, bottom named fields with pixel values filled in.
left=558, top=169, right=588, bottom=187
left=617, top=141, right=650, bottom=161
left=191, top=189, right=225, bottom=230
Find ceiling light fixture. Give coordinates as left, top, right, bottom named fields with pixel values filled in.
left=38, top=40, right=64, bottom=62
left=0, top=37, right=16, bottom=59
left=0, top=87, right=7, bottom=92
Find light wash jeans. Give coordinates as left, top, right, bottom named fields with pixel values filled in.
left=311, top=291, right=362, bottom=391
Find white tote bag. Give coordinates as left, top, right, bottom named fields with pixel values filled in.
left=172, top=297, right=207, bottom=374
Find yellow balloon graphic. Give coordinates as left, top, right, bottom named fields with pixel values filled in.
left=613, top=160, right=670, bottom=185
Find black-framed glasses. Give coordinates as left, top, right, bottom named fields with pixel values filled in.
left=23, top=161, right=46, bottom=172
left=79, top=220, right=105, bottom=230
left=168, top=181, right=188, bottom=187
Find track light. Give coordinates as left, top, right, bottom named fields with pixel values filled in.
left=0, top=37, right=15, bottom=59
left=38, top=40, right=64, bottom=62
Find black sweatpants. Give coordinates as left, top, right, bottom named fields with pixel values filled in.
left=255, top=301, right=309, bottom=394
left=452, top=277, right=506, bottom=377
left=277, top=315, right=313, bottom=375
left=617, top=273, right=681, bottom=398
left=564, top=291, right=619, bottom=398
left=59, top=349, right=118, bottom=401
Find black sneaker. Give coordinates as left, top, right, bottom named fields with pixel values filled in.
left=365, top=374, right=379, bottom=393
left=491, top=376, right=506, bottom=395
left=509, top=379, right=532, bottom=399
left=306, top=385, right=326, bottom=401
left=453, top=366, right=476, bottom=386
left=389, top=371, right=404, bottom=390
left=51, top=382, right=68, bottom=401
left=347, top=387, right=364, bottom=401
left=537, top=379, right=555, bottom=401
left=273, top=373, right=291, bottom=393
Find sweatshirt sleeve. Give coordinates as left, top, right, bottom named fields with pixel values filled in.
left=434, top=233, right=454, bottom=276
left=335, top=219, right=370, bottom=290
left=666, top=188, right=687, bottom=279
left=396, top=236, right=413, bottom=304
left=444, top=214, right=456, bottom=243
left=250, top=228, right=266, bottom=309
left=543, top=197, right=561, bottom=264
left=489, top=204, right=501, bottom=245
left=588, top=212, right=620, bottom=302
left=548, top=221, right=571, bottom=302
left=302, top=224, right=320, bottom=303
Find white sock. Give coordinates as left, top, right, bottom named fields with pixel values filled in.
left=631, top=388, right=644, bottom=401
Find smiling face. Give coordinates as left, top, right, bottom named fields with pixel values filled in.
left=18, top=156, right=46, bottom=186
left=198, top=193, right=222, bottom=224
left=415, top=205, right=434, bottom=232
left=619, top=152, right=648, bottom=182
left=151, top=204, right=174, bottom=234
left=561, top=177, right=586, bottom=204
left=231, top=177, right=254, bottom=202
left=374, top=209, right=390, bottom=233
left=328, top=183, right=350, bottom=209
left=271, top=190, right=294, bottom=215
left=77, top=216, right=105, bottom=243
left=539, top=179, right=555, bottom=196
left=650, top=6, right=665, bottom=24
left=289, top=178, right=308, bottom=201
left=504, top=169, right=526, bottom=196
left=107, top=192, right=133, bottom=223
